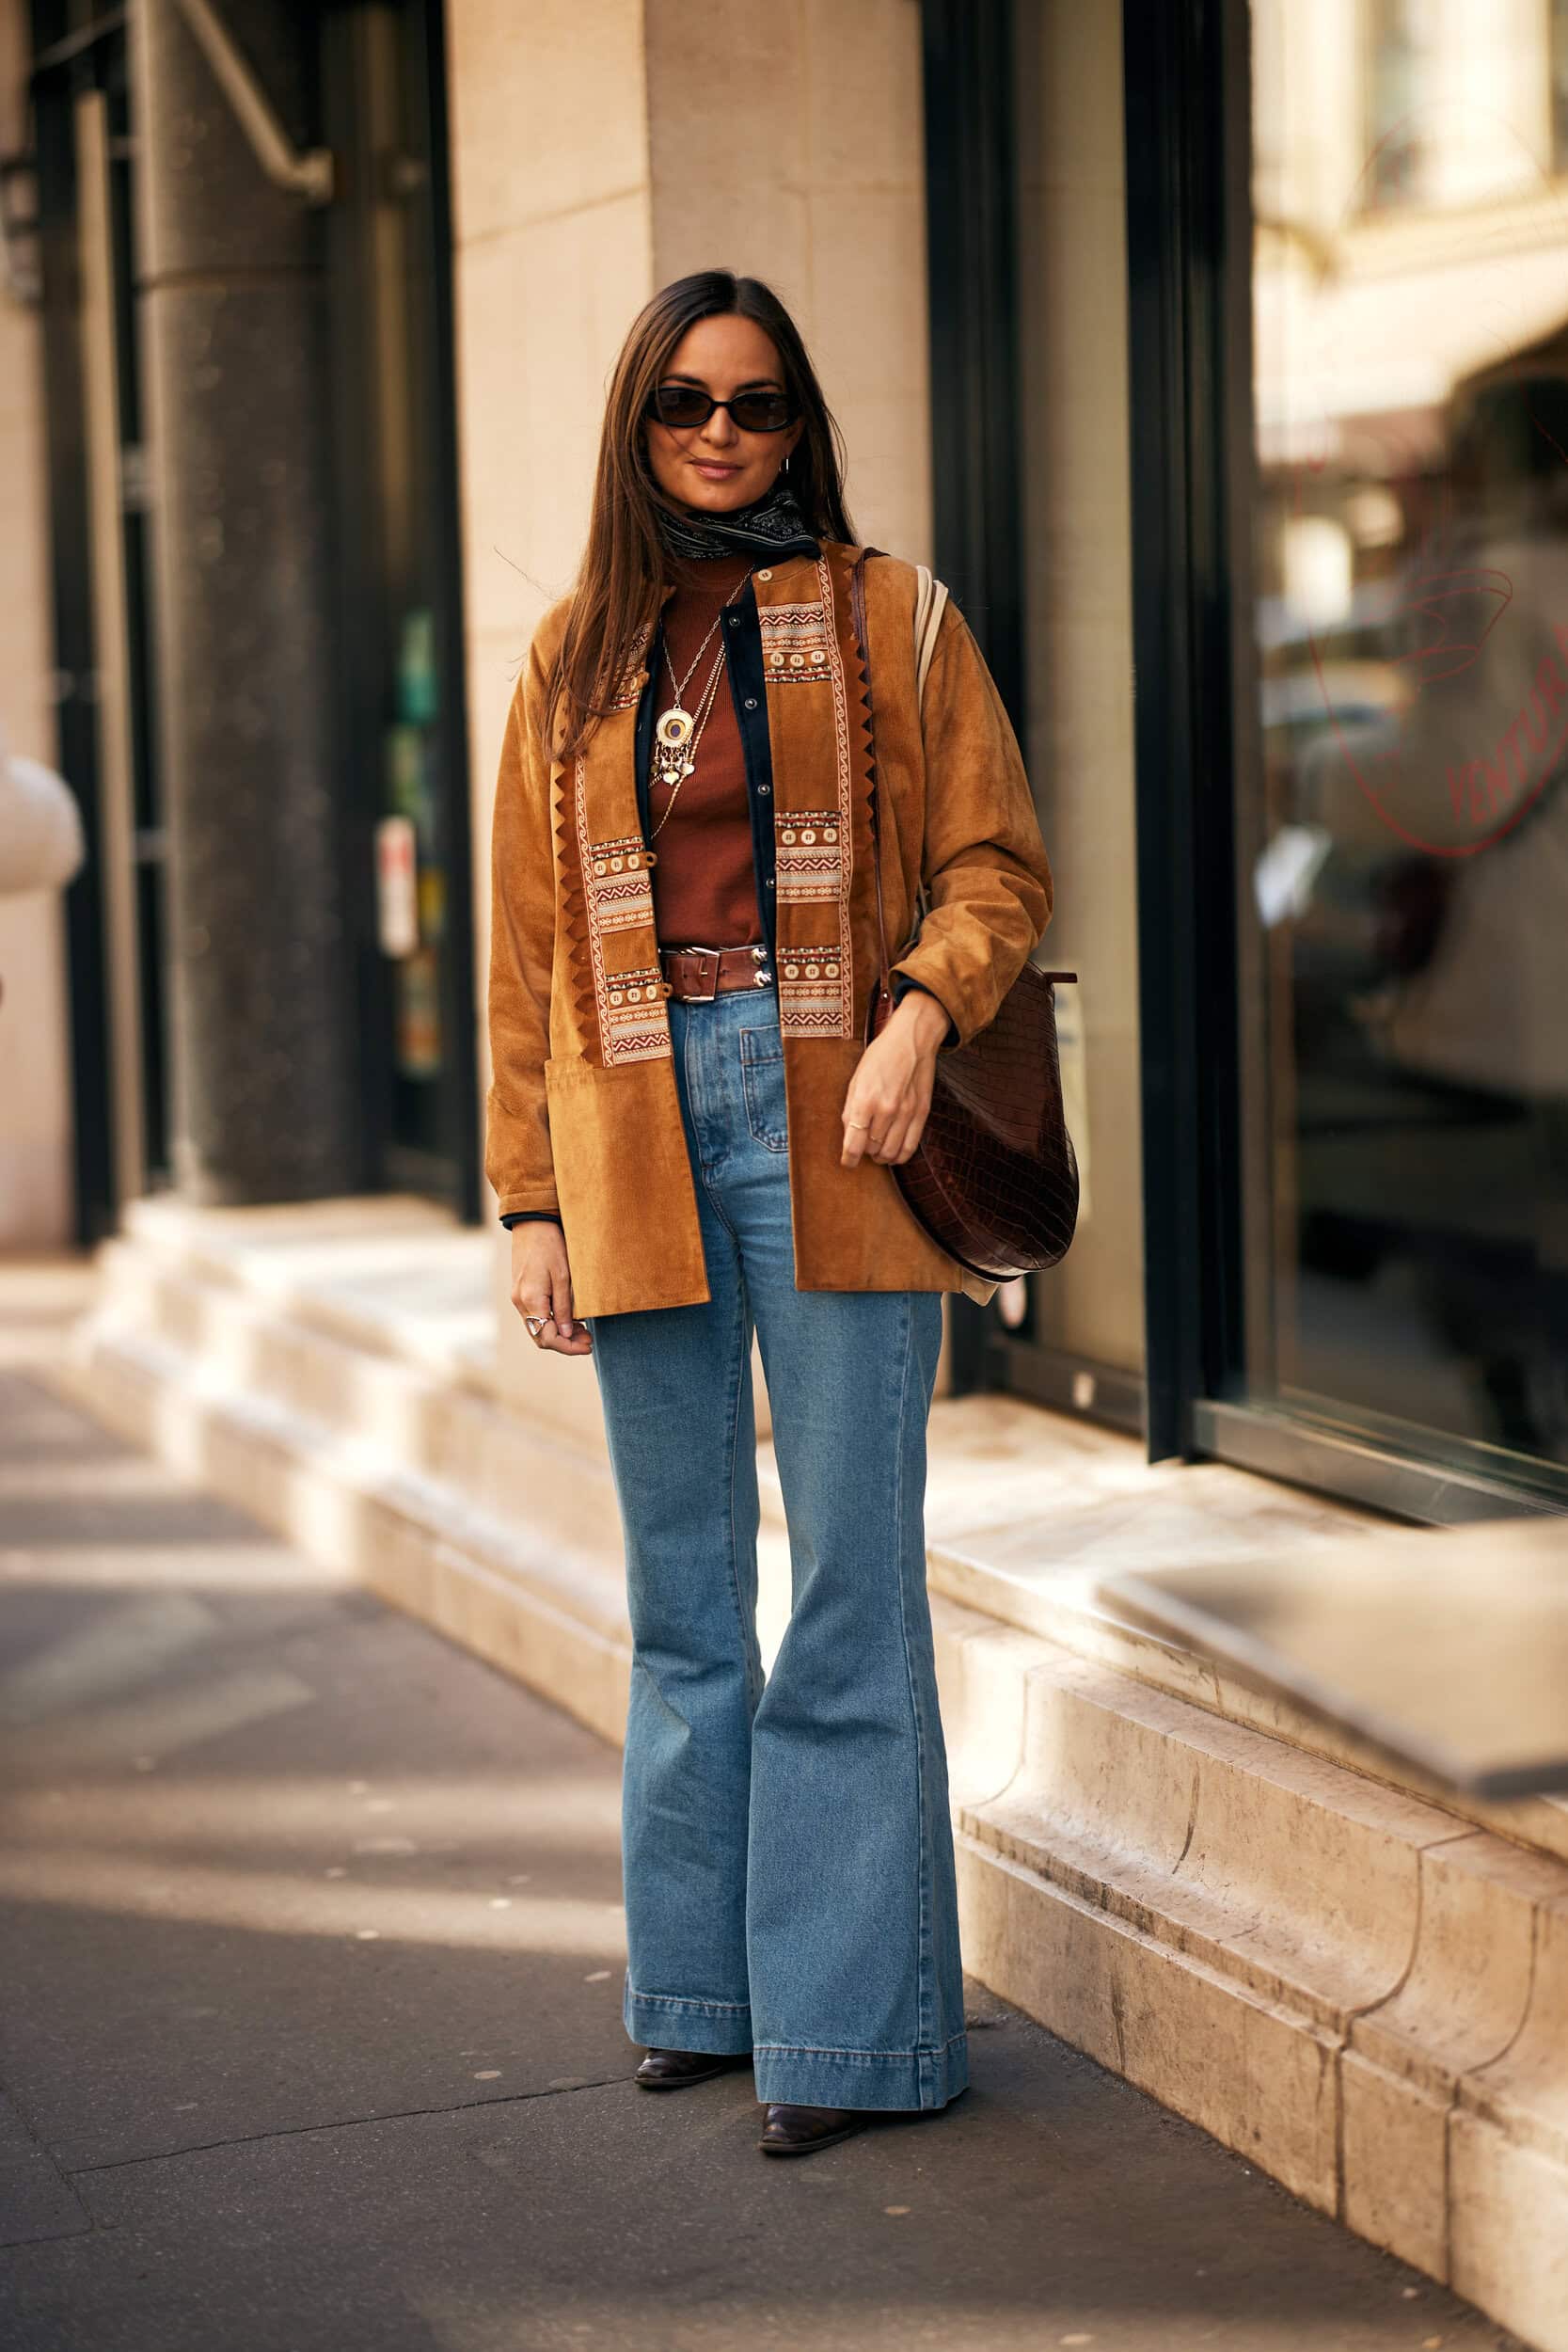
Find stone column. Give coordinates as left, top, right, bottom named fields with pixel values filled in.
left=133, top=0, right=357, bottom=1202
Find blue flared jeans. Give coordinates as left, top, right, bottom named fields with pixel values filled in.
left=587, top=988, right=968, bottom=2111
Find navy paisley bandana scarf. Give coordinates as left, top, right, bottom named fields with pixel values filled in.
left=653, top=478, right=819, bottom=564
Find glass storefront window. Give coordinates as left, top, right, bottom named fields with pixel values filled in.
left=1245, top=0, right=1568, bottom=1486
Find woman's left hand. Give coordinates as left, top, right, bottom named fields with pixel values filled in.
left=841, top=989, right=952, bottom=1168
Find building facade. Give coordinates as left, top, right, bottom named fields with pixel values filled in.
left=7, top=4, right=1568, bottom=2343
left=16, top=0, right=1568, bottom=1523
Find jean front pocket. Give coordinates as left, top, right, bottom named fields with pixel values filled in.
left=738, top=1026, right=789, bottom=1153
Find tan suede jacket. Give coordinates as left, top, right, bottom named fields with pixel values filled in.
left=485, top=543, right=1053, bottom=1317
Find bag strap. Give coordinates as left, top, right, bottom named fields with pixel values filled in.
left=852, top=548, right=1079, bottom=1016
left=851, top=547, right=951, bottom=1003
left=849, top=548, right=895, bottom=1015
left=912, top=563, right=950, bottom=704
left=910, top=563, right=947, bottom=926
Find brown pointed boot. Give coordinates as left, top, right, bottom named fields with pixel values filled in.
left=757, top=2102, right=870, bottom=2155
left=635, top=2047, right=752, bottom=2091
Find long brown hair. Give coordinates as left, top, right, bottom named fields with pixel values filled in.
left=546, top=271, right=856, bottom=762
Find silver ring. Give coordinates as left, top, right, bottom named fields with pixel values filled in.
left=524, top=1315, right=547, bottom=1337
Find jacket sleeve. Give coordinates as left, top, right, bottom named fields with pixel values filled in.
left=889, top=600, right=1053, bottom=1047
left=484, top=633, right=561, bottom=1219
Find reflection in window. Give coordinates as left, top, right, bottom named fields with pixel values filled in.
left=1248, top=0, right=1568, bottom=1476
left=1364, top=0, right=1431, bottom=212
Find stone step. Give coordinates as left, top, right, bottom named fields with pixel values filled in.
left=59, top=1252, right=634, bottom=1752
left=760, top=1413, right=1568, bottom=1872
left=90, top=1231, right=628, bottom=1573
left=932, top=1597, right=1568, bottom=2352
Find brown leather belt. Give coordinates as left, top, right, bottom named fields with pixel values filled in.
left=660, top=944, right=774, bottom=1000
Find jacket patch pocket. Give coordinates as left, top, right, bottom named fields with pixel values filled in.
left=739, top=1027, right=789, bottom=1153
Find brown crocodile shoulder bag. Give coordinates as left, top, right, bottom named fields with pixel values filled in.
left=850, top=549, right=1080, bottom=1282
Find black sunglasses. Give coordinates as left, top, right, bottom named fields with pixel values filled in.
left=646, top=383, right=799, bottom=435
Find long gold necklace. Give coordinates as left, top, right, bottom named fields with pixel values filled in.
left=650, top=573, right=751, bottom=832
left=650, top=636, right=729, bottom=836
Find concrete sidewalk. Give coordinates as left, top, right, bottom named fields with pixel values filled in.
left=0, top=1363, right=1520, bottom=2352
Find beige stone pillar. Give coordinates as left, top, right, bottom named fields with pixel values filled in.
left=447, top=0, right=654, bottom=1437
left=643, top=0, right=932, bottom=564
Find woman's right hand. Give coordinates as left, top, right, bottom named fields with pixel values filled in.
left=509, top=1221, right=592, bottom=1356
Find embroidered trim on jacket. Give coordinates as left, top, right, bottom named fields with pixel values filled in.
left=575, top=761, right=672, bottom=1067
left=585, top=834, right=656, bottom=934
left=758, top=601, right=832, bottom=682
left=811, top=553, right=857, bottom=1039
left=774, top=808, right=843, bottom=906
left=777, top=945, right=847, bottom=1034
left=600, top=964, right=671, bottom=1062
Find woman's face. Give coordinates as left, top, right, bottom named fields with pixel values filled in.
left=643, top=313, right=803, bottom=516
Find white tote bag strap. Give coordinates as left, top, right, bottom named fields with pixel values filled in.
left=909, top=564, right=951, bottom=929
left=912, top=562, right=950, bottom=705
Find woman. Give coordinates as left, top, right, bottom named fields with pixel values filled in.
left=486, top=270, right=1052, bottom=2158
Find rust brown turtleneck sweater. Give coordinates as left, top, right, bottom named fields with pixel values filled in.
left=648, top=554, right=764, bottom=948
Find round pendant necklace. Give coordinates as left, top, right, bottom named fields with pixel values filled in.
left=650, top=632, right=729, bottom=836
left=651, top=571, right=752, bottom=827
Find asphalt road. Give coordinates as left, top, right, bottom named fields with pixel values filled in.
left=0, top=1367, right=1521, bottom=2352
